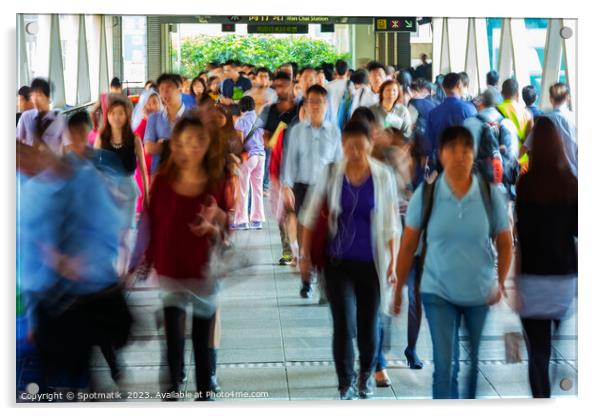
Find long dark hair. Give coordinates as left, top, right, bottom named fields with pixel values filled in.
left=156, top=115, right=226, bottom=190
left=517, top=116, right=577, bottom=204
left=99, top=96, right=136, bottom=149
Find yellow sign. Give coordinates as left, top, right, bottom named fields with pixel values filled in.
left=376, top=19, right=387, bottom=30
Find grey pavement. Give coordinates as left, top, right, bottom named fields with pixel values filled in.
left=58, top=200, right=579, bottom=401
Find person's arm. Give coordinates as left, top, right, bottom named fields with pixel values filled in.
left=93, top=134, right=102, bottom=149
left=391, top=226, right=421, bottom=315
left=135, top=136, right=150, bottom=208
left=281, top=127, right=299, bottom=210
left=488, top=185, right=513, bottom=304
left=400, top=106, right=413, bottom=138
left=143, top=115, right=163, bottom=155
left=298, top=163, right=332, bottom=279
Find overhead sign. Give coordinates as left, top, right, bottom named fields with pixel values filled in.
left=247, top=24, right=309, bottom=34
left=248, top=16, right=332, bottom=24
left=374, top=17, right=417, bottom=32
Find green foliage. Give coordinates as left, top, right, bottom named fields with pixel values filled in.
left=176, top=35, right=351, bottom=76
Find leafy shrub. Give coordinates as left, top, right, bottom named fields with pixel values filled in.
left=176, top=35, right=351, bottom=76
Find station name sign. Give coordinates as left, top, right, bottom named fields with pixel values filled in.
left=247, top=24, right=309, bottom=34
left=247, top=16, right=331, bottom=23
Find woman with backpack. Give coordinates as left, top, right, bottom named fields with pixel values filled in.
left=390, top=126, right=513, bottom=399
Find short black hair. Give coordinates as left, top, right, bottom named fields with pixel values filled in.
left=239, top=96, right=255, bottom=112
left=18, top=86, right=31, bottom=100
left=522, top=85, right=538, bottom=106
left=397, top=70, right=413, bottom=91
left=411, top=78, right=430, bottom=92
left=442, top=72, right=461, bottom=90
left=299, top=66, right=317, bottom=77
left=30, top=78, right=51, bottom=98
left=321, top=62, right=334, bottom=81
left=156, top=73, right=182, bottom=88
left=273, top=71, right=292, bottom=82
left=110, top=77, right=122, bottom=89
left=501, top=78, right=519, bottom=98
left=224, top=59, right=238, bottom=67
left=335, top=59, right=348, bottom=76
left=256, top=67, right=271, bottom=76
left=67, top=110, right=92, bottom=130
left=306, top=84, right=328, bottom=99
left=349, top=106, right=376, bottom=125
left=342, top=119, right=372, bottom=141
left=439, top=126, right=474, bottom=152
left=478, top=90, right=497, bottom=108
left=350, top=69, right=368, bottom=86
left=458, top=71, right=469, bottom=87
left=367, top=61, right=386, bottom=73
left=486, top=70, right=499, bottom=87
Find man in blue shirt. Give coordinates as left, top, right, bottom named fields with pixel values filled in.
left=220, top=60, right=252, bottom=106
left=16, top=78, right=70, bottom=156
left=425, top=72, right=477, bottom=168
left=282, top=84, right=343, bottom=298
left=522, top=85, right=543, bottom=119
left=144, top=73, right=189, bottom=175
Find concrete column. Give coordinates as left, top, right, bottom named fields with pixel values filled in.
left=76, top=15, right=91, bottom=104
left=17, top=15, right=30, bottom=88
left=562, top=19, right=577, bottom=114
left=397, top=32, right=411, bottom=69
left=99, top=15, right=109, bottom=95
left=498, top=18, right=513, bottom=82
left=146, top=16, right=162, bottom=82
left=112, top=16, right=123, bottom=82
left=540, top=19, right=563, bottom=112
left=48, top=15, right=66, bottom=108
left=352, top=24, right=375, bottom=69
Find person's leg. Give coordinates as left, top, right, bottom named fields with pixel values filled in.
left=263, top=148, right=271, bottom=192
left=208, top=308, right=221, bottom=392
left=192, top=313, right=214, bottom=400
left=325, top=260, right=357, bottom=391
left=234, top=158, right=252, bottom=226
left=354, top=262, right=380, bottom=395
left=375, top=314, right=386, bottom=372
left=521, top=318, right=553, bottom=398
left=461, top=303, right=490, bottom=399
left=405, top=257, right=423, bottom=368
left=249, top=155, right=266, bottom=224
left=163, top=307, right=186, bottom=390
left=422, top=293, right=461, bottom=399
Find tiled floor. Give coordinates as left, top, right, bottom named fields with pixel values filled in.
left=17, top=202, right=578, bottom=401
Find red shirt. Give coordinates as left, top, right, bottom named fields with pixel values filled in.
left=147, top=174, right=228, bottom=280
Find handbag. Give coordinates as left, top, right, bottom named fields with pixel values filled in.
left=309, top=164, right=336, bottom=271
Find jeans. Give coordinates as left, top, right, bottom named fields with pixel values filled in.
left=521, top=318, right=561, bottom=398
left=164, top=307, right=214, bottom=396
left=422, top=293, right=489, bottom=399
left=406, top=257, right=423, bottom=350
left=325, top=258, right=381, bottom=390
left=375, top=257, right=422, bottom=370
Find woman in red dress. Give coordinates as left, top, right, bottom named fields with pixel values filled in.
left=146, top=114, right=229, bottom=400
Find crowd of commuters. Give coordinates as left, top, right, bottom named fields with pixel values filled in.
left=16, top=52, right=577, bottom=401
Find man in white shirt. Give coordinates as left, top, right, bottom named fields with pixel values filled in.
left=350, top=61, right=386, bottom=115
left=326, top=60, right=350, bottom=122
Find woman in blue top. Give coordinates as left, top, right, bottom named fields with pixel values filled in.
left=299, top=119, right=401, bottom=400
left=391, top=126, right=513, bottom=399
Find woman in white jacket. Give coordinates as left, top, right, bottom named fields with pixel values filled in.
left=299, top=119, right=401, bottom=400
